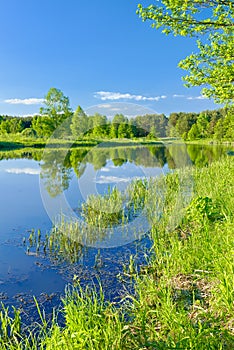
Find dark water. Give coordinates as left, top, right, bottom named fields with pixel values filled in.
left=0, top=142, right=232, bottom=325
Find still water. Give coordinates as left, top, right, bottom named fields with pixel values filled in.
left=0, top=142, right=232, bottom=322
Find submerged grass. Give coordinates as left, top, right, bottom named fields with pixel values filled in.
left=1, top=156, right=234, bottom=349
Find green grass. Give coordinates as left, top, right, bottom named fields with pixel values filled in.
left=0, top=132, right=232, bottom=153
left=185, top=138, right=234, bottom=146
left=0, top=134, right=101, bottom=150
left=1, top=156, right=234, bottom=349
left=0, top=133, right=164, bottom=152
left=129, top=161, right=234, bottom=349
left=24, top=179, right=148, bottom=260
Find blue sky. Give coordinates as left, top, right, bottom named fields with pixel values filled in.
left=0, top=0, right=221, bottom=117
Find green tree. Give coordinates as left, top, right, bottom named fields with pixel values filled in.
left=207, top=109, right=224, bottom=136
left=71, top=106, right=88, bottom=138
left=91, top=113, right=108, bottom=137
left=117, top=123, right=130, bottom=138
left=112, top=114, right=128, bottom=125
left=0, top=119, right=11, bottom=134
left=187, top=123, right=201, bottom=140
left=167, top=113, right=180, bottom=137
left=128, top=119, right=139, bottom=138
left=147, top=125, right=158, bottom=139
left=175, top=113, right=197, bottom=139
left=196, top=113, right=209, bottom=138
left=37, top=88, right=73, bottom=138
left=40, top=88, right=72, bottom=129
left=32, top=115, right=55, bottom=138
left=133, top=114, right=168, bottom=137
left=109, top=123, right=118, bottom=138
left=9, top=118, right=24, bottom=134
left=137, top=1, right=234, bottom=104
left=21, top=128, right=37, bottom=138
left=40, top=88, right=72, bottom=118
left=110, top=114, right=129, bottom=138
left=214, top=111, right=234, bottom=140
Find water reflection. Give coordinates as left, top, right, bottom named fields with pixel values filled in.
left=40, top=150, right=73, bottom=197
left=40, top=143, right=171, bottom=198
left=1, top=143, right=232, bottom=197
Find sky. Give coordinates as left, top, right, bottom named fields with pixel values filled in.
left=0, top=0, right=222, bottom=117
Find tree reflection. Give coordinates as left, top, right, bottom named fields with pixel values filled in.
left=39, top=144, right=169, bottom=197
left=40, top=149, right=73, bottom=197
left=40, top=144, right=232, bottom=196
left=2, top=143, right=230, bottom=197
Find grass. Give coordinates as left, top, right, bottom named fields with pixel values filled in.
left=0, top=134, right=101, bottom=150
left=185, top=139, right=234, bottom=146
left=129, top=157, right=234, bottom=349
left=0, top=132, right=232, bottom=154
left=0, top=133, right=164, bottom=152
left=82, top=180, right=147, bottom=228
left=24, top=179, right=148, bottom=260
left=1, top=156, right=234, bottom=349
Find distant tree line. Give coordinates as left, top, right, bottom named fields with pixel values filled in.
left=0, top=115, right=32, bottom=135
left=0, top=88, right=233, bottom=141
left=0, top=108, right=232, bottom=141
left=0, top=111, right=168, bottom=139
left=167, top=108, right=234, bottom=141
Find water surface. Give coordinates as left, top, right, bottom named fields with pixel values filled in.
left=0, top=142, right=232, bottom=323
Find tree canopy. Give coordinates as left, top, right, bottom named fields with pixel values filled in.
left=0, top=106, right=232, bottom=140
left=137, top=1, right=234, bottom=104
left=40, top=87, right=72, bottom=119
left=71, top=106, right=88, bottom=138
left=34, top=87, right=73, bottom=137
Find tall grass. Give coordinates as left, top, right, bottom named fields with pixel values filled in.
left=41, top=285, right=124, bottom=350
left=128, top=157, right=234, bottom=349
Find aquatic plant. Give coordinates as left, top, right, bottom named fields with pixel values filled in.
left=24, top=227, right=84, bottom=264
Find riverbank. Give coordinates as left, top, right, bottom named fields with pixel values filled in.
left=0, top=133, right=233, bottom=152
left=0, top=136, right=99, bottom=151
left=0, top=135, right=165, bottom=152
left=185, top=138, right=234, bottom=146
left=0, top=155, right=233, bottom=349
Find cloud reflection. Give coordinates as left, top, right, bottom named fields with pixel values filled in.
left=5, top=168, right=40, bottom=175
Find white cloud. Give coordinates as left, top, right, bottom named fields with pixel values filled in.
left=20, top=113, right=40, bottom=118
left=100, top=168, right=111, bottom=172
left=110, top=108, right=122, bottom=111
left=95, top=175, right=146, bottom=184
left=95, top=175, right=132, bottom=184
left=95, top=91, right=167, bottom=102
left=93, top=105, right=122, bottom=112
left=5, top=168, right=40, bottom=175
left=173, top=94, right=185, bottom=98
left=86, top=102, right=159, bottom=118
left=187, top=96, right=207, bottom=100
left=4, top=98, right=44, bottom=105
left=172, top=94, right=209, bottom=100
left=96, top=104, right=113, bottom=108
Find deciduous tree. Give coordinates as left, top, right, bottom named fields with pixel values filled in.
left=40, top=88, right=72, bottom=130
left=137, top=1, right=234, bottom=104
